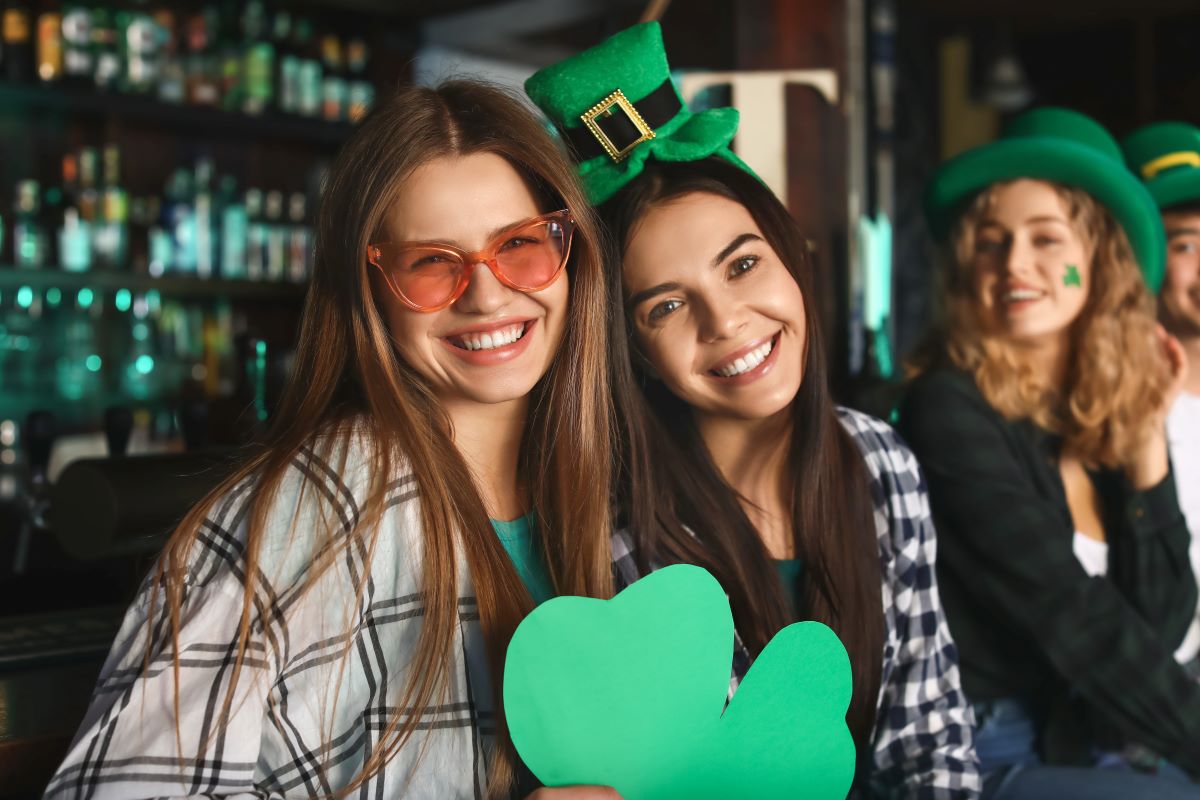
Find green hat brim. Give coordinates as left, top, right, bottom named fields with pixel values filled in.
left=1144, top=169, right=1200, bottom=212
left=576, top=106, right=743, bottom=205
left=925, top=138, right=1166, bottom=292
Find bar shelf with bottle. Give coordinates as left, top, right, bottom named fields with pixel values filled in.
left=0, top=3, right=421, bottom=795
left=0, top=266, right=307, bottom=299
left=0, top=1, right=377, bottom=137
left=0, top=82, right=357, bottom=145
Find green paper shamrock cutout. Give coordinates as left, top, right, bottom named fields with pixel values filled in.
left=1063, top=264, right=1082, bottom=287
left=503, top=564, right=855, bottom=799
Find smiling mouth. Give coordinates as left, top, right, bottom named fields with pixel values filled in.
left=445, top=321, right=532, bottom=351
left=1001, top=288, right=1046, bottom=304
left=709, top=335, right=778, bottom=377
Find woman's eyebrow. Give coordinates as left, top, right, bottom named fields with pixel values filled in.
left=712, top=233, right=763, bottom=267
left=627, top=281, right=683, bottom=310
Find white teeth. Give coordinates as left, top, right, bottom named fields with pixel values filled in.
left=454, top=324, right=526, bottom=351
left=714, top=339, right=775, bottom=377
left=1003, top=289, right=1044, bottom=303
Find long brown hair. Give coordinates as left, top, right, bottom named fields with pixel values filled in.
left=909, top=179, right=1171, bottom=467
left=149, top=80, right=613, bottom=797
left=600, top=158, right=884, bottom=752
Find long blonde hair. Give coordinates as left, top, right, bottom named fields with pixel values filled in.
left=912, top=179, right=1170, bottom=467
left=148, top=80, right=613, bottom=797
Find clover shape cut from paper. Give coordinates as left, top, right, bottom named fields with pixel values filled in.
left=503, top=564, right=855, bottom=800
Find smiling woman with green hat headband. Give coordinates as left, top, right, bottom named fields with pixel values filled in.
left=899, top=108, right=1199, bottom=799
left=528, top=21, right=980, bottom=798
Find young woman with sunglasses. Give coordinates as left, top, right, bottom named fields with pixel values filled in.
left=526, top=23, right=979, bottom=798
left=45, top=81, right=617, bottom=800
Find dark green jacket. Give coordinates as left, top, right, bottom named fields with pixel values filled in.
left=897, top=367, right=1200, bottom=775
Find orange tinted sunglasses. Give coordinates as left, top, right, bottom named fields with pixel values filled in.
left=366, top=209, right=576, bottom=312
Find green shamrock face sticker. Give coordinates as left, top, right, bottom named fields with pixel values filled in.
left=503, top=564, right=855, bottom=799
left=1063, top=264, right=1082, bottom=288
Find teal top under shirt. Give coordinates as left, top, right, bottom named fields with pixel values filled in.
left=490, top=511, right=555, bottom=605
left=776, top=558, right=804, bottom=615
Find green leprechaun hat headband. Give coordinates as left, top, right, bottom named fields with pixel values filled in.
left=925, top=107, right=1166, bottom=293
left=525, top=22, right=758, bottom=205
left=1123, top=121, right=1200, bottom=214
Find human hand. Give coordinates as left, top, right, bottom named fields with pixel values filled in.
left=1124, top=325, right=1188, bottom=489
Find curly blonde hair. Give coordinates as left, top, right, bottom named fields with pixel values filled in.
left=913, top=180, right=1170, bottom=468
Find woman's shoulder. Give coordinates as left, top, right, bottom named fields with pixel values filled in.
left=836, top=406, right=923, bottom=499
left=836, top=408, right=931, bottom=547
left=181, top=420, right=418, bottom=593
left=897, top=366, right=1016, bottom=447
left=900, top=366, right=986, bottom=415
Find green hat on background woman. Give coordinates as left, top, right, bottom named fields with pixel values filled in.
left=925, top=107, right=1166, bottom=292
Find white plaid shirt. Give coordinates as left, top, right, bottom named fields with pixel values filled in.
left=45, top=411, right=978, bottom=799
left=45, top=440, right=496, bottom=799
left=612, top=408, right=981, bottom=799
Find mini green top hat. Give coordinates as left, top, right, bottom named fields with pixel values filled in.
left=925, top=107, right=1165, bottom=292
left=525, top=22, right=757, bottom=205
left=1123, top=122, right=1200, bottom=215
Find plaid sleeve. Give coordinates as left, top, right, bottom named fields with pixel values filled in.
left=838, top=409, right=981, bottom=800
left=44, top=476, right=285, bottom=799
left=611, top=527, right=642, bottom=591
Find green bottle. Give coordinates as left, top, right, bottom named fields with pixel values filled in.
left=13, top=181, right=45, bottom=269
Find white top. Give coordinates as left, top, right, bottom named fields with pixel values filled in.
left=1168, top=391, right=1200, bottom=540
left=1167, top=391, right=1200, bottom=664
left=1072, top=532, right=1109, bottom=578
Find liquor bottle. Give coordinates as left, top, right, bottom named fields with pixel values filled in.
left=13, top=180, right=45, bottom=269
left=60, top=3, right=91, bottom=86
left=58, top=207, right=90, bottom=272
left=58, top=152, right=78, bottom=265
left=61, top=151, right=78, bottom=202
left=77, top=146, right=99, bottom=234
left=286, top=192, right=310, bottom=282
left=112, top=8, right=131, bottom=90
left=35, top=3, right=62, bottom=82
left=264, top=190, right=285, bottom=281
left=293, top=18, right=320, bottom=117
left=56, top=286, right=100, bottom=402
left=1, top=286, right=42, bottom=397
left=39, top=183, right=63, bottom=265
left=269, top=6, right=297, bottom=114
left=183, top=8, right=219, bottom=106
left=345, top=37, right=373, bottom=123
left=242, top=40, right=272, bottom=115
left=2, top=2, right=33, bottom=83
left=155, top=9, right=184, bottom=104
left=90, top=6, right=120, bottom=90
left=147, top=210, right=173, bottom=276
left=320, top=34, right=345, bottom=122
left=194, top=157, right=215, bottom=278
left=218, top=176, right=246, bottom=279
left=164, top=168, right=196, bottom=273
left=100, top=144, right=128, bottom=268
left=216, top=2, right=241, bottom=112
left=244, top=188, right=265, bottom=280
left=124, top=11, right=163, bottom=93
left=120, top=292, right=160, bottom=402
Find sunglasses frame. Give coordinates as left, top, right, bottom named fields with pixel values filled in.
left=366, top=209, right=576, bottom=313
